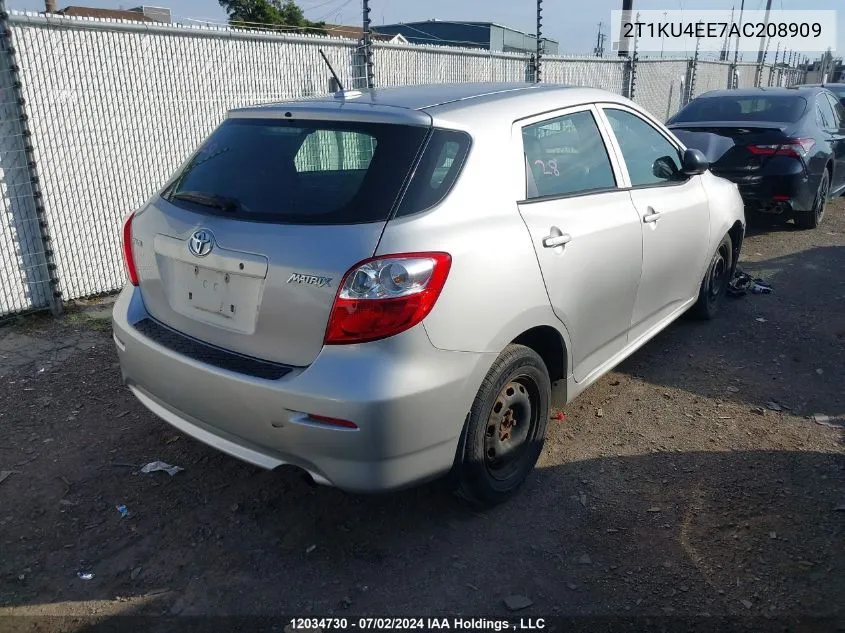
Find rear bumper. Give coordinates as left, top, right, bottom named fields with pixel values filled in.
left=112, top=285, right=495, bottom=493
left=715, top=162, right=816, bottom=215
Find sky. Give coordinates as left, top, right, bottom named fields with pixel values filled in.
left=10, top=0, right=844, bottom=60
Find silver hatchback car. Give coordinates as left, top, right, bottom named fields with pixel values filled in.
left=113, top=82, right=745, bottom=505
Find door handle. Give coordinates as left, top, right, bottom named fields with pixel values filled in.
left=643, top=207, right=662, bottom=223
left=542, top=233, right=572, bottom=248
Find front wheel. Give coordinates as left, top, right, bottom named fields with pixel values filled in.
left=456, top=344, right=551, bottom=507
left=691, top=233, right=732, bottom=320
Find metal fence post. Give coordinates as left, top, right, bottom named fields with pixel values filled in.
left=686, top=37, right=700, bottom=104
left=535, top=0, right=543, bottom=83
left=361, top=0, right=374, bottom=88
left=0, top=1, right=61, bottom=315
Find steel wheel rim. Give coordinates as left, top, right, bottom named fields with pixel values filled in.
left=483, top=375, right=540, bottom=482
left=708, top=244, right=729, bottom=303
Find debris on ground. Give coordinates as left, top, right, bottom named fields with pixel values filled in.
left=551, top=412, right=565, bottom=421
left=0, top=471, right=15, bottom=486
left=140, top=461, right=183, bottom=476
left=116, top=504, right=129, bottom=518
left=596, top=408, right=604, bottom=418
left=306, top=544, right=316, bottom=554
left=728, top=269, right=772, bottom=297
left=765, top=401, right=783, bottom=412
left=578, top=553, right=592, bottom=565
left=503, top=594, right=533, bottom=611
left=77, top=571, right=94, bottom=581
left=130, top=566, right=142, bottom=580
left=812, top=414, right=843, bottom=429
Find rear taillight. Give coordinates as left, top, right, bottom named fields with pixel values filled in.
left=324, top=252, right=452, bottom=345
left=747, top=137, right=815, bottom=159
left=122, top=211, right=139, bottom=286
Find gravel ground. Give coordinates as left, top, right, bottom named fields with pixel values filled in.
left=1, top=200, right=844, bottom=631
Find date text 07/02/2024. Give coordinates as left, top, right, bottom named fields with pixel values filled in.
left=287, top=617, right=547, bottom=631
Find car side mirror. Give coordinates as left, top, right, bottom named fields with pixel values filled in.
left=681, top=148, right=709, bottom=175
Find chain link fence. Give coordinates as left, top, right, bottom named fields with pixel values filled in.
left=0, top=9, right=809, bottom=317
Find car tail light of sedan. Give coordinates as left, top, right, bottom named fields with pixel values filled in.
left=747, top=137, right=816, bottom=159
left=324, top=252, right=452, bottom=344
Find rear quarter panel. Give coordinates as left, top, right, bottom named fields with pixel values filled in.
left=375, top=114, right=571, bottom=365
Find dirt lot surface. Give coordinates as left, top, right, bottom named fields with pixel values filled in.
left=1, top=201, right=844, bottom=632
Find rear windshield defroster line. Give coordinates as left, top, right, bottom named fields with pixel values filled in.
left=164, top=118, right=429, bottom=225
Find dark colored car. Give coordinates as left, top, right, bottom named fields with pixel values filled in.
left=798, top=83, right=845, bottom=108
left=667, top=87, right=845, bottom=229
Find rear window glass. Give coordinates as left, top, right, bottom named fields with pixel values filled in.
left=396, top=129, right=471, bottom=217
left=164, top=118, right=428, bottom=224
left=672, top=95, right=807, bottom=123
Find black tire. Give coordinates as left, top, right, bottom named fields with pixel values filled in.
left=795, top=170, right=829, bottom=230
left=456, top=344, right=551, bottom=507
left=691, top=233, right=732, bottom=320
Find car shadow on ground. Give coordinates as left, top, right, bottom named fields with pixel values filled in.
left=617, top=244, right=845, bottom=423
left=3, top=449, right=843, bottom=628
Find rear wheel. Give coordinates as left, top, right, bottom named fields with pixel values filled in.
left=691, top=233, right=732, bottom=320
left=456, top=344, right=550, bottom=507
left=795, top=170, right=829, bottom=230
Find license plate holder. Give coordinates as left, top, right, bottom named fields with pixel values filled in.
left=186, top=265, right=240, bottom=318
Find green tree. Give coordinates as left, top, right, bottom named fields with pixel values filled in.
left=218, top=0, right=325, bottom=34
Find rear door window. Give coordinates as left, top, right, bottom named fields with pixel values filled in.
left=817, top=97, right=835, bottom=129
left=825, top=93, right=844, bottom=128
left=521, top=110, right=616, bottom=199
left=165, top=119, right=428, bottom=224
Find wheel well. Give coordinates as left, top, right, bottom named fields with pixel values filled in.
left=511, top=326, right=566, bottom=385
left=826, top=160, right=834, bottom=185
left=727, top=220, right=744, bottom=275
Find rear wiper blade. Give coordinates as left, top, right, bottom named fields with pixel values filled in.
left=171, top=191, right=241, bottom=212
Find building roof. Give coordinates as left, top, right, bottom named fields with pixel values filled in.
left=55, top=6, right=154, bottom=21
left=323, top=24, right=401, bottom=42
left=379, top=20, right=559, bottom=44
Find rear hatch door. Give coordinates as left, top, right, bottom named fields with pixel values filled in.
left=131, top=107, right=431, bottom=367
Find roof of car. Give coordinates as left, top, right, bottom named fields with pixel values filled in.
left=230, top=82, right=633, bottom=126
left=697, top=86, right=825, bottom=98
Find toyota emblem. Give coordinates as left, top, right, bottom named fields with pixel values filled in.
left=188, top=229, right=214, bottom=257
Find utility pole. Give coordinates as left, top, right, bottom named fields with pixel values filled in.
left=660, top=11, right=666, bottom=58
left=362, top=0, right=374, bottom=88
left=594, top=22, right=606, bottom=57
left=535, top=0, right=543, bottom=82
left=617, top=0, right=633, bottom=58
left=756, top=0, right=773, bottom=65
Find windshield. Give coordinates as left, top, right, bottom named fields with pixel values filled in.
left=164, top=118, right=429, bottom=224
left=671, top=95, right=807, bottom=124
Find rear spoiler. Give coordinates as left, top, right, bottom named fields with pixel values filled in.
left=667, top=120, right=790, bottom=133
